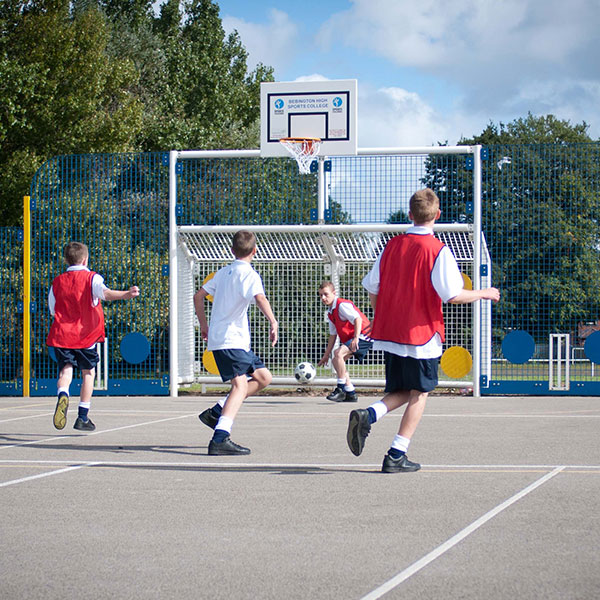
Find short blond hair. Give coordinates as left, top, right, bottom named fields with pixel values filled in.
left=63, top=241, right=88, bottom=266
left=409, top=188, right=440, bottom=224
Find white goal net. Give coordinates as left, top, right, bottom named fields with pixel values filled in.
left=175, top=224, right=492, bottom=389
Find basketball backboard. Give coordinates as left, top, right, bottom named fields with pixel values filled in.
left=260, top=79, right=357, bottom=157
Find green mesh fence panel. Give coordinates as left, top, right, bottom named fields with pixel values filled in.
left=178, top=157, right=318, bottom=224
left=0, top=227, right=23, bottom=395
left=479, top=144, right=600, bottom=393
left=29, top=153, right=170, bottom=395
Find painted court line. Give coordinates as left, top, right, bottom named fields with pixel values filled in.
left=0, top=461, right=101, bottom=488
left=0, top=413, right=197, bottom=450
left=1, top=460, right=595, bottom=471
left=0, top=412, right=53, bottom=424
left=360, top=466, right=566, bottom=600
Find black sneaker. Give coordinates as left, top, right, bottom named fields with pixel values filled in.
left=73, top=417, right=96, bottom=431
left=327, top=387, right=347, bottom=402
left=208, top=436, right=251, bottom=456
left=346, top=409, right=371, bottom=456
left=53, top=392, right=69, bottom=430
left=344, top=391, right=358, bottom=402
left=381, top=453, right=421, bottom=473
left=199, top=408, right=219, bottom=429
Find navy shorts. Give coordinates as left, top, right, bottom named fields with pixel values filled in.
left=213, top=349, right=266, bottom=383
left=343, top=339, right=373, bottom=363
left=53, top=347, right=99, bottom=372
left=384, top=352, right=439, bottom=393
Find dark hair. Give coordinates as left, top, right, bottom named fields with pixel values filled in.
left=63, top=241, right=88, bottom=266
left=232, top=230, right=256, bottom=258
left=318, top=281, right=335, bottom=292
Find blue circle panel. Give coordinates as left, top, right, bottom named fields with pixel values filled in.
left=502, top=330, right=535, bottom=364
left=584, top=331, right=600, bottom=364
left=120, top=332, right=151, bottom=364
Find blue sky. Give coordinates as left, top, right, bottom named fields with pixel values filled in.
left=214, top=0, right=600, bottom=147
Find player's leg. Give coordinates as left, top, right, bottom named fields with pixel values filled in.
left=381, top=357, right=437, bottom=473
left=73, top=368, right=96, bottom=431
left=209, top=374, right=251, bottom=455
left=327, top=344, right=354, bottom=402
left=53, top=359, right=73, bottom=430
left=246, top=367, right=272, bottom=394
left=73, top=348, right=99, bottom=431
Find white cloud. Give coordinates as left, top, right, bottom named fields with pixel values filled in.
left=222, top=9, right=298, bottom=73
left=317, top=0, right=600, bottom=133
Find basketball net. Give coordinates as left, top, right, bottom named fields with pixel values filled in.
left=279, top=137, right=321, bottom=174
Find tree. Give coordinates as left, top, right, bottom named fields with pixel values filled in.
left=422, top=114, right=600, bottom=340
left=0, top=0, right=143, bottom=225
left=0, top=0, right=275, bottom=225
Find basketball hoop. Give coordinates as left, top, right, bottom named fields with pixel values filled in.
left=279, top=137, right=321, bottom=174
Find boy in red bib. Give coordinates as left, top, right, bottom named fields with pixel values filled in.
left=347, top=189, right=500, bottom=472
left=317, top=281, right=373, bottom=403
left=47, top=242, right=139, bottom=431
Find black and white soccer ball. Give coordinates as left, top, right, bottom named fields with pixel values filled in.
left=294, top=362, right=316, bottom=384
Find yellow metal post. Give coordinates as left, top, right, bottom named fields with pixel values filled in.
left=23, top=196, right=31, bottom=397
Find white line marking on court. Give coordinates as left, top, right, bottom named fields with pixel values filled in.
left=0, top=413, right=197, bottom=450
left=0, top=413, right=53, bottom=424
left=360, top=466, right=566, bottom=600
left=0, top=461, right=101, bottom=488
left=1, top=460, right=596, bottom=471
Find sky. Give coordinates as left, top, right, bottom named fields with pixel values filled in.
left=214, top=0, right=600, bottom=147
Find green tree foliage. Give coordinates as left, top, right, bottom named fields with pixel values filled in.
left=422, top=114, right=600, bottom=340
left=386, top=208, right=410, bottom=224
left=0, top=0, right=275, bottom=225
left=0, top=0, right=142, bottom=225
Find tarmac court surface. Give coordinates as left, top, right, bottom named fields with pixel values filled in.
left=1, top=393, right=599, bottom=600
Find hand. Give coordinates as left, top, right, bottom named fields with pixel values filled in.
left=317, top=354, right=329, bottom=367
left=269, top=322, right=278, bottom=346
left=485, top=287, right=500, bottom=302
left=128, top=286, right=140, bottom=298
left=200, top=324, right=209, bottom=342
left=350, top=338, right=359, bottom=352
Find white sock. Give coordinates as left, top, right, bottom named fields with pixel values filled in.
left=391, top=435, right=411, bottom=453
left=337, top=378, right=345, bottom=387
left=215, top=416, right=233, bottom=434
left=78, top=401, right=91, bottom=410
left=344, top=382, right=355, bottom=392
left=217, top=394, right=228, bottom=408
left=57, top=387, right=69, bottom=396
left=370, top=401, right=388, bottom=422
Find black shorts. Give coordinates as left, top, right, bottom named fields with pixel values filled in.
left=53, top=347, right=99, bottom=372
left=213, top=349, right=266, bottom=383
left=343, top=339, right=373, bottom=363
left=384, top=352, right=439, bottom=393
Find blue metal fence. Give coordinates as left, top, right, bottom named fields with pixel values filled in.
left=3, top=143, right=600, bottom=396
left=0, top=227, right=23, bottom=395
left=28, top=153, right=170, bottom=395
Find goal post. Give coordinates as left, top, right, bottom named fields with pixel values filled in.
left=168, top=146, right=488, bottom=397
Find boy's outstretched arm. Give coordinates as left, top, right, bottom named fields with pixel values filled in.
left=194, top=289, right=210, bottom=342
left=104, top=286, right=140, bottom=301
left=255, top=293, right=278, bottom=346
left=448, top=287, right=500, bottom=304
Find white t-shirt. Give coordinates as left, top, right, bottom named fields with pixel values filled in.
left=48, top=265, right=107, bottom=316
left=202, top=260, right=265, bottom=351
left=361, top=226, right=464, bottom=358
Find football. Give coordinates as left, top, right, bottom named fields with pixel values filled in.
left=294, top=362, right=316, bottom=384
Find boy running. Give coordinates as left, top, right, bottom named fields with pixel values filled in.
left=194, top=231, right=278, bottom=455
